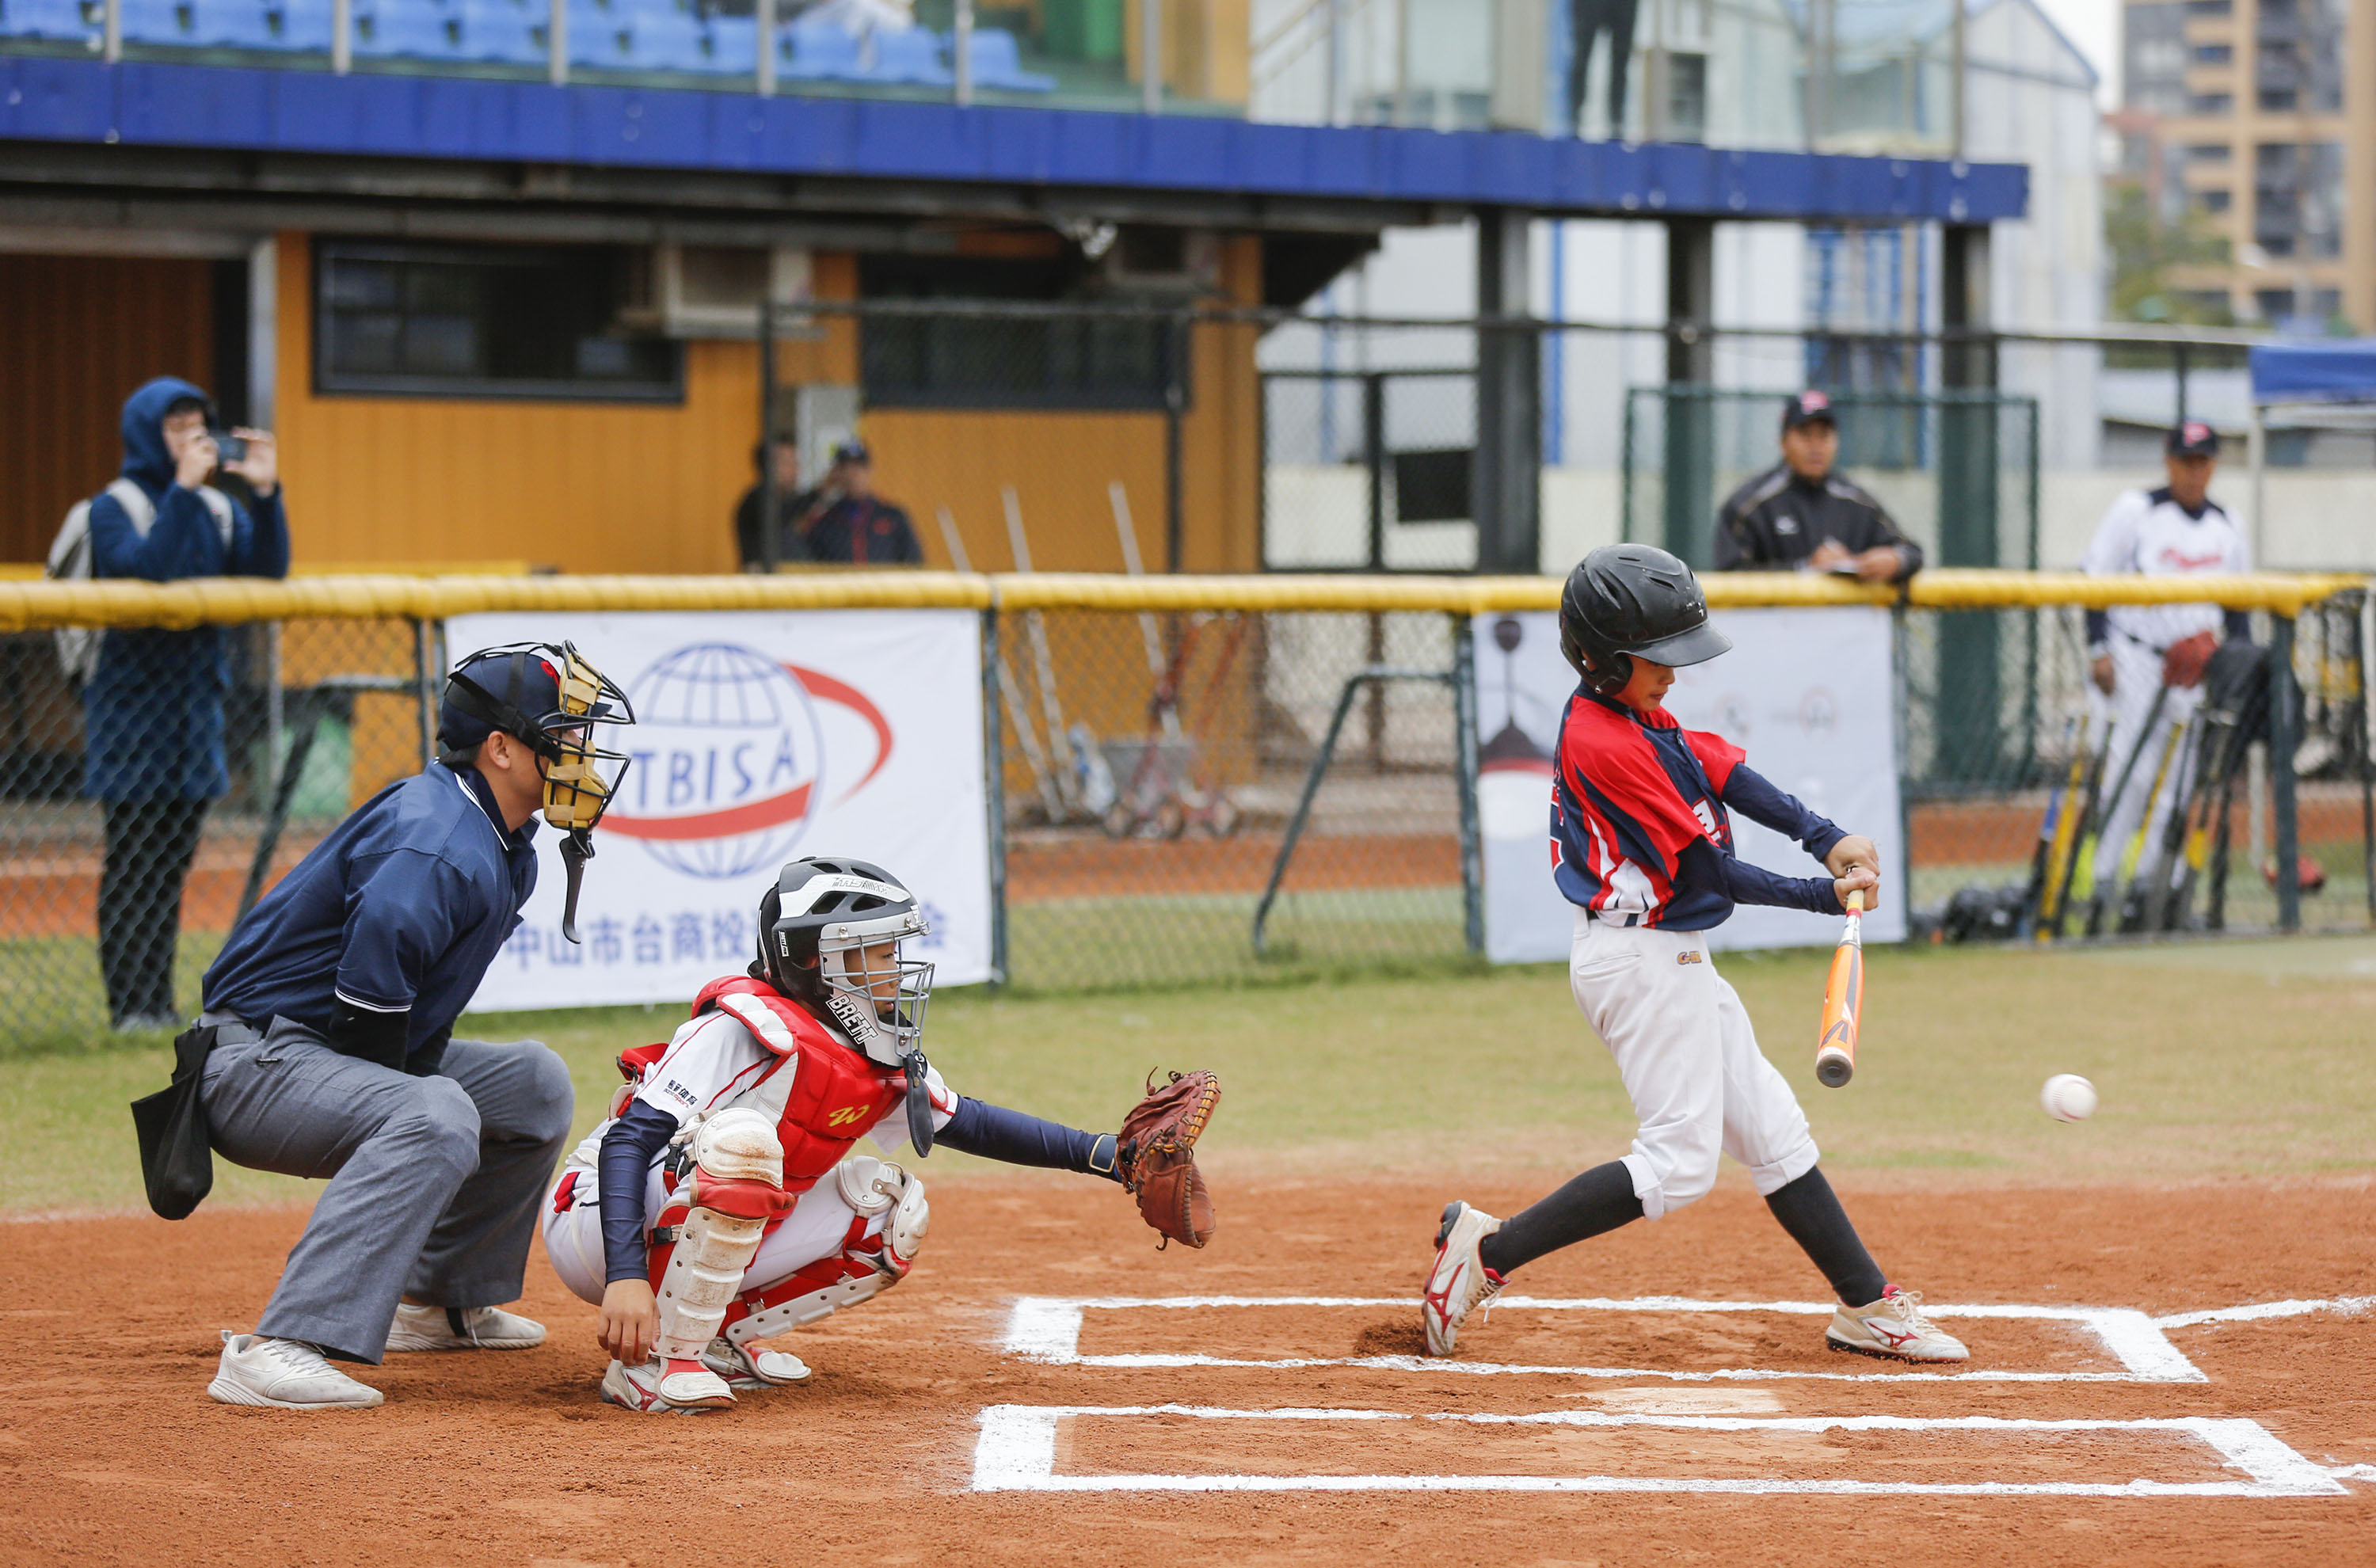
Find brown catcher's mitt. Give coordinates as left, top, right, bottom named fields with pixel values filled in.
left=1117, top=1069, right=1220, bottom=1249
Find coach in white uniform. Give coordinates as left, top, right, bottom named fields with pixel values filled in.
left=2080, top=421, right=2252, bottom=885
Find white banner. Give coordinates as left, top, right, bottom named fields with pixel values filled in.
left=1475, top=607, right=1905, bottom=962
left=452, top=610, right=991, bottom=1013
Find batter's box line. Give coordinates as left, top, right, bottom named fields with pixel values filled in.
left=1001, top=1294, right=2225, bottom=1383
left=970, top=1404, right=2356, bottom=1497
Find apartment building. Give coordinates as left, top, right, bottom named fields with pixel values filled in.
left=2125, top=0, right=2376, bottom=329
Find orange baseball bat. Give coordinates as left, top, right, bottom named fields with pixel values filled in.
left=1815, top=889, right=1864, bottom=1089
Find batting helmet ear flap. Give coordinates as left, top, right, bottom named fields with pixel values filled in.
left=1577, top=647, right=1633, bottom=696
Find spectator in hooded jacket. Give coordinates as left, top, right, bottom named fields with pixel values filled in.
left=86, top=377, right=290, bottom=1031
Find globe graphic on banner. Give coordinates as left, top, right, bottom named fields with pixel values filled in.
left=619, top=643, right=823, bottom=880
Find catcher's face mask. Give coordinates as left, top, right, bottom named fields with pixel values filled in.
left=441, top=641, right=634, bottom=942
left=817, top=926, right=934, bottom=1071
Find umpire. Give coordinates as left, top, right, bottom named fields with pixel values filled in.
left=194, top=642, right=633, bottom=1410
left=1714, top=392, right=1923, bottom=584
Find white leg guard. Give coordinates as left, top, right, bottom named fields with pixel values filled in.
left=649, top=1110, right=786, bottom=1409
left=724, top=1159, right=928, bottom=1347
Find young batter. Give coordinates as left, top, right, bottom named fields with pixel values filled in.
left=1420, top=545, right=1967, bottom=1364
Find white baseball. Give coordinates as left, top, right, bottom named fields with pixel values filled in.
left=2041, top=1074, right=2098, bottom=1122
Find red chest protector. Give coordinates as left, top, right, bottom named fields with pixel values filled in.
left=613, top=975, right=906, bottom=1199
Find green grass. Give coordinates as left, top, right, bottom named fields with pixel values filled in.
left=1006, top=886, right=1474, bottom=991
left=24, top=934, right=2376, bottom=1213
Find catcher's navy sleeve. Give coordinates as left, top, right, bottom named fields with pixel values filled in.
left=938, top=1098, right=1122, bottom=1182
left=600, top=1100, right=680, bottom=1284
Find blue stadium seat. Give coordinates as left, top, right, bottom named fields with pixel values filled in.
left=119, top=0, right=197, bottom=44
left=456, top=0, right=542, bottom=63
left=966, top=26, right=1053, bottom=92
left=565, top=0, right=631, bottom=67
left=627, top=3, right=714, bottom=71
left=194, top=0, right=282, bottom=48
left=706, top=11, right=754, bottom=74
left=779, top=12, right=855, bottom=79
left=264, top=0, right=337, bottom=50
left=0, top=0, right=101, bottom=44
left=870, top=23, right=947, bottom=86
left=355, top=0, right=463, bottom=59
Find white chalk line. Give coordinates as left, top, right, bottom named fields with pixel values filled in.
left=1035, top=1353, right=2168, bottom=1383
left=1001, top=1295, right=2209, bottom=1383
left=969, top=1405, right=2355, bottom=1498
left=2155, top=1296, right=2376, bottom=1329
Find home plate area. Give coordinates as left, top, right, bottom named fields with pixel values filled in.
left=971, top=1294, right=2376, bottom=1497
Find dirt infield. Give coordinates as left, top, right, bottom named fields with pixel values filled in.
left=9, top=1175, right=2372, bottom=1566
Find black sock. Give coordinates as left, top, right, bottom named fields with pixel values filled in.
left=1764, top=1166, right=1887, bottom=1306
left=1476, top=1160, right=1643, bottom=1277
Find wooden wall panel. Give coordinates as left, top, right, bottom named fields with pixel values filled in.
left=0, top=254, right=214, bottom=564
left=272, top=232, right=827, bottom=575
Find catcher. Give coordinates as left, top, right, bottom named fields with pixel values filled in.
left=541, top=855, right=1218, bottom=1413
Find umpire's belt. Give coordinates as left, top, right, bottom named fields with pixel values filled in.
left=1588, top=910, right=1646, bottom=928
left=196, top=1010, right=264, bottom=1047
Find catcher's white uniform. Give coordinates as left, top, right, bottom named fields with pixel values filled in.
left=540, top=999, right=954, bottom=1314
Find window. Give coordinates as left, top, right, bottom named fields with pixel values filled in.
left=855, top=252, right=1178, bottom=412
left=2195, top=189, right=2232, bottom=212
left=2260, top=88, right=2298, bottom=110
left=2253, top=140, right=2344, bottom=256
left=2191, top=43, right=2233, bottom=63
left=2188, top=143, right=2232, bottom=163
left=2188, top=93, right=2233, bottom=113
left=314, top=242, right=679, bottom=401
left=2184, top=0, right=2231, bottom=13
left=2256, top=287, right=2340, bottom=328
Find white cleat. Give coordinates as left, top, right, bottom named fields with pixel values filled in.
left=600, top=1358, right=737, bottom=1413
left=1827, top=1287, right=1970, bottom=1364
left=208, top=1333, right=384, bottom=1410
left=1420, top=1201, right=1506, bottom=1358
left=702, top=1338, right=811, bottom=1390
left=384, top=1303, right=548, bottom=1353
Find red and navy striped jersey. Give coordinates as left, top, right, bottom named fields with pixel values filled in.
left=1549, top=687, right=1849, bottom=931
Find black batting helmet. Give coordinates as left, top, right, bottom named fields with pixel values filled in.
left=1558, top=545, right=1733, bottom=695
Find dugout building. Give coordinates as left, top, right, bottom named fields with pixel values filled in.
left=0, top=3, right=2026, bottom=580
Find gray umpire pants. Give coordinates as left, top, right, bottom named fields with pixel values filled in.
left=198, top=1014, right=575, bottom=1364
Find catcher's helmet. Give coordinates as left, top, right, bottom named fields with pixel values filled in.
left=1558, top=545, right=1733, bottom=695
left=756, top=857, right=933, bottom=1070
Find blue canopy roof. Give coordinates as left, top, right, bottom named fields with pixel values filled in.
left=2251, top=341, right=2376, bottom=405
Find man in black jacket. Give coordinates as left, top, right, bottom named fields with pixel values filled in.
left=1714, top=393, right=1923, bottom=584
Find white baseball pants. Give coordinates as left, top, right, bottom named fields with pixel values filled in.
left=1569, top=910, right=1820, bottom=1220
left=542, top=1156, right=885, bottom=1307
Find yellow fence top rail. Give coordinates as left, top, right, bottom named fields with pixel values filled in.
left=0, top=569, right=2362, bottom=631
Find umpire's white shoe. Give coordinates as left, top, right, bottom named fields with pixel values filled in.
left=702, top=1338, right=811, bottom=1390
left=1420, top=1201, right=1507, bottom=1357
left=385, top=1303, right=547, bottom=1353
left=1826, top=1287, right=1970, bottom=1364
left=600, top=1358, right=737, bottom=1413
left=208, top=1333, right=384, bottom=1410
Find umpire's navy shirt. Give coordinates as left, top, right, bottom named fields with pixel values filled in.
left=204, top=764, right=536, bottom=1065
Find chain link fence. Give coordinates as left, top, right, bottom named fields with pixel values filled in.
left=0, top=617, right=432, bottom=1052
left=988, top=605, right=1475, bottom=991
left=1901, top=595, right=2374, bottom=941
left=0, top=580, right=2367, bottom=1049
